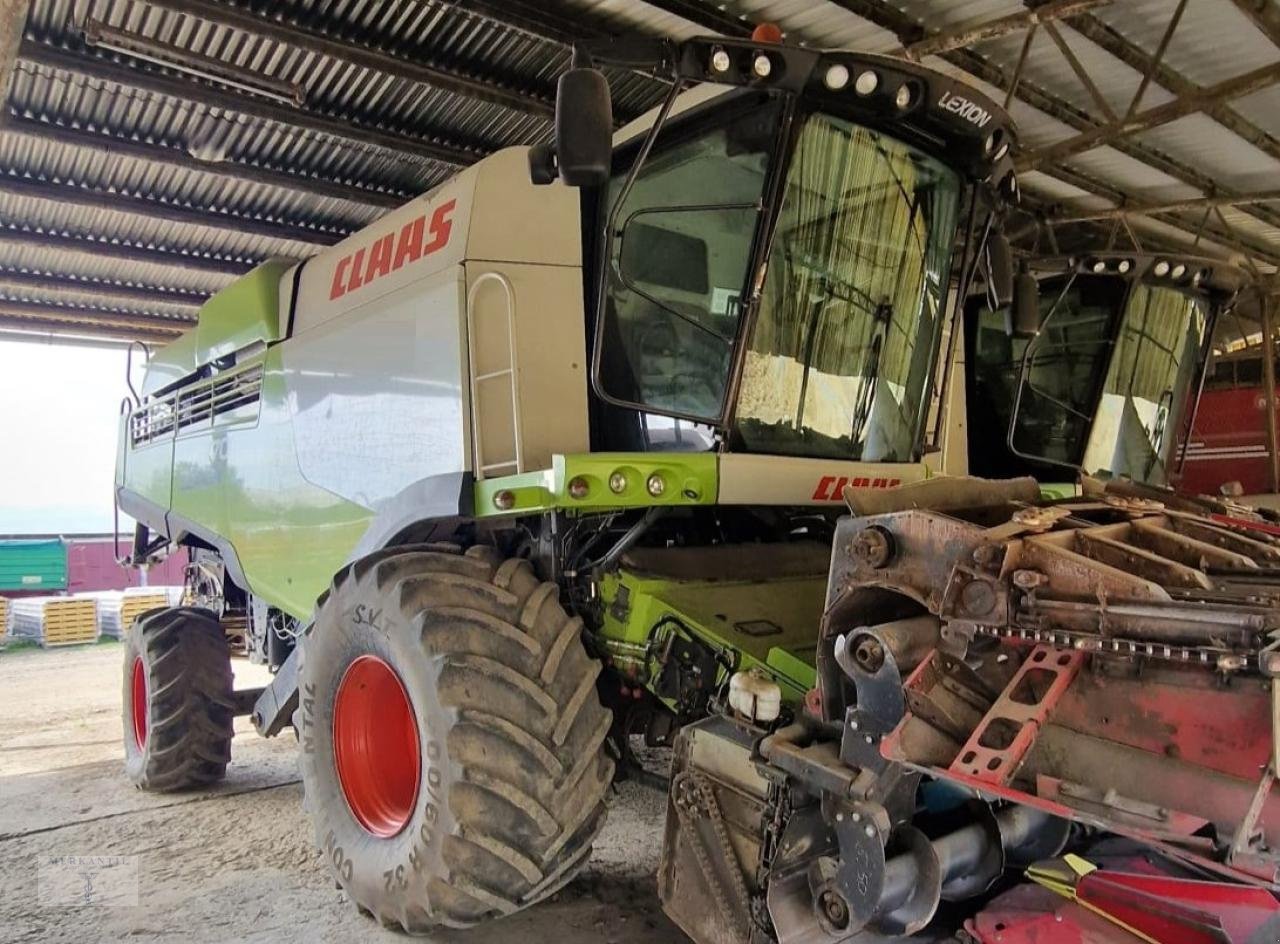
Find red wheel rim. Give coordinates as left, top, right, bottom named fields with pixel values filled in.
left=332, top=654, right=421, bottom=838
left=130, top=657, right=148, bottom=749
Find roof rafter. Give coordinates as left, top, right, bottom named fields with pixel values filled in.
left=0, top=267, right=209, bottom=307
left=141, top=0, right=555, bottom=118
left=1058, top=7, right=1280, bottom=171
left=1054, top=190, right=1280, bottom=224
left=0, top=313, right=182, bottom=344
left=1019, top=61, right=1280, bottom=171
left=0, top=299, right=192, bottom=333
left=7, top=115, right=407, bottom=209
left=20, top=40, right=490, bottom=168
left=897, top=0, right=1107, bottom=61
left=0, top=226, right=256, bottom=276
left=443, top=0, right=613, bottom=45
left=1224, top=0, right=1280, bottom=49
left=0, top=172, right=347, bottom=245
left=1040, top=163, right=1280, bottom=267
left=628, top=0, right=753, bottom=35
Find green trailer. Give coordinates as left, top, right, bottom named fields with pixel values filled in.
left=0, top=538, right=66, bottom=593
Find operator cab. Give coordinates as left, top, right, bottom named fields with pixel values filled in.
left=536, top=36, right=1018, bottom=467
left=964, top=253, right=1247, bottom=488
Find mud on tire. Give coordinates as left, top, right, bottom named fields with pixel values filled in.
left=296, top=544, right=614, bottom=932
left=123, top=606, right=235, bottom=791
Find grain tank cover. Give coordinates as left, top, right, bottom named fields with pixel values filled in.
left=195, top=258, right=292, bottom=364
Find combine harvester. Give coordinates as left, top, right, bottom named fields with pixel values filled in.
left=115, top=28, right=1280, bottom=943
left=964, top=251, right=1247, bottom=491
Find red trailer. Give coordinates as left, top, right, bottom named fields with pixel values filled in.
left=65, top=536, right=187, bottom=594
left=1180, top=349, right=1278, bottom=498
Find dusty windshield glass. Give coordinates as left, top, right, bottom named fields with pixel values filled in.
left=733, top=112, right=961, bottom=461
left=1082, top=283, right=1207, bottom=485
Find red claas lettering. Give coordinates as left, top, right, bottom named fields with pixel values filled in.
left=330, top=197, right=458, bottom=300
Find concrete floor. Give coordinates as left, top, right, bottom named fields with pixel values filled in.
left=0, top=642, right=681, bottom=944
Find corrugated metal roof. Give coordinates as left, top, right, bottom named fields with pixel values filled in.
left=0, top=0, right=1275, bottom=343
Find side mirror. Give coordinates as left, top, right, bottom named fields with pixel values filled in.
left=529, top=67, right=613, bottom=187
left=1011, top=265, right=1041, bottom=337
left=986, top=233, right=1014, bottom=310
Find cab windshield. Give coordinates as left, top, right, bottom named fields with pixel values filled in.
left=734, top=113, right=960, bottom=461
left=968, top=274, right=1208, bottom=485
left=596, top=102, right=962, bottom=461
left=1083, top=283, right=1207, bottom=485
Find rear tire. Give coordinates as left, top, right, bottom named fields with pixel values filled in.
left=122, top=606, right=235, bottom=791
left=296, top=544, right=614, bottom=932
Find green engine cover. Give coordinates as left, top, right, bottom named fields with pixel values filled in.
left=596, top=544, right=828, bottom=710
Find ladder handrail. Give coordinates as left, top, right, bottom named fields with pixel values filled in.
left=465, top=271, right=522, bottom=479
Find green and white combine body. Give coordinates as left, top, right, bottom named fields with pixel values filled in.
left=122, top=149, right=595, bottom=621
left=117, top=62, right=1000, bottom=709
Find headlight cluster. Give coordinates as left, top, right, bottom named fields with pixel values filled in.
left=1150, top=259, right=1206, bottom=286
left=1087, top=256, right=1133, bottom=274
left=820, top=62, right=917, bottom=115
left=707, top=44, right=780, bottom=83
left=561, top=465, right=699, bottom=504
left=1085, top=255, right=1208, bottom=287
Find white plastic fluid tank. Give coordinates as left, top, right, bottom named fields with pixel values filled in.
left=729, top=671, right=782, bottom=724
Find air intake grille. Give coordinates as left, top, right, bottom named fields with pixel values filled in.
left=130, top=364, right=263, bottom=446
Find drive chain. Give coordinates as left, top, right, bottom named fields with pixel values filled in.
left=672, top=770, right=753, bottom=941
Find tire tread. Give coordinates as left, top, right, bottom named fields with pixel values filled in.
left=308, top=544, right=612, bottom=930
left=126, top=607, right=234, bottom=792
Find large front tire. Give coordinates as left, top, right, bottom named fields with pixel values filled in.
left=122, top=606, right=235, bottom=791
left=297, top=544, right=614, bottom=932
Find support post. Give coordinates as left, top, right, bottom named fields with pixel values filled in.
left=1262, top=294, right=1280, bottom=494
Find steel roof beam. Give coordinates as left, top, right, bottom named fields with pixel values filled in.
left=20, top=40, right=489, bottom=168
left=630, top=0, right=752, bottom=35
left=897, top=0, right=1107, bottom=61
left=0, top=315, right=183, bottom=344
left=7, top=115, right=407, bottom=210
left=1120, top=0, right=1187, bottom=121
left=1054, top=190, right=1280, bottom=223
left=0, top=172, right=346, bottom=246
left=0, top=227, right=255, bottom=277
left=1019, top=60, right=1280, bottom=171
left=141, top=0, right=555, bottom=118
left=1042, top=164, right=1280, bottom=266
left=442, top=0, right=614, bottom=45
left=0, top=300, right=192, bottom=333
left=1041, top=20, right=1117, bottom=122
left=1059, top=7, right=1280, bottom=170
left=0, top=268, right=209, bottom=307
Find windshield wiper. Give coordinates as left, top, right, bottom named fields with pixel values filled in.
left=849, top=302, right=891, bottom=446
